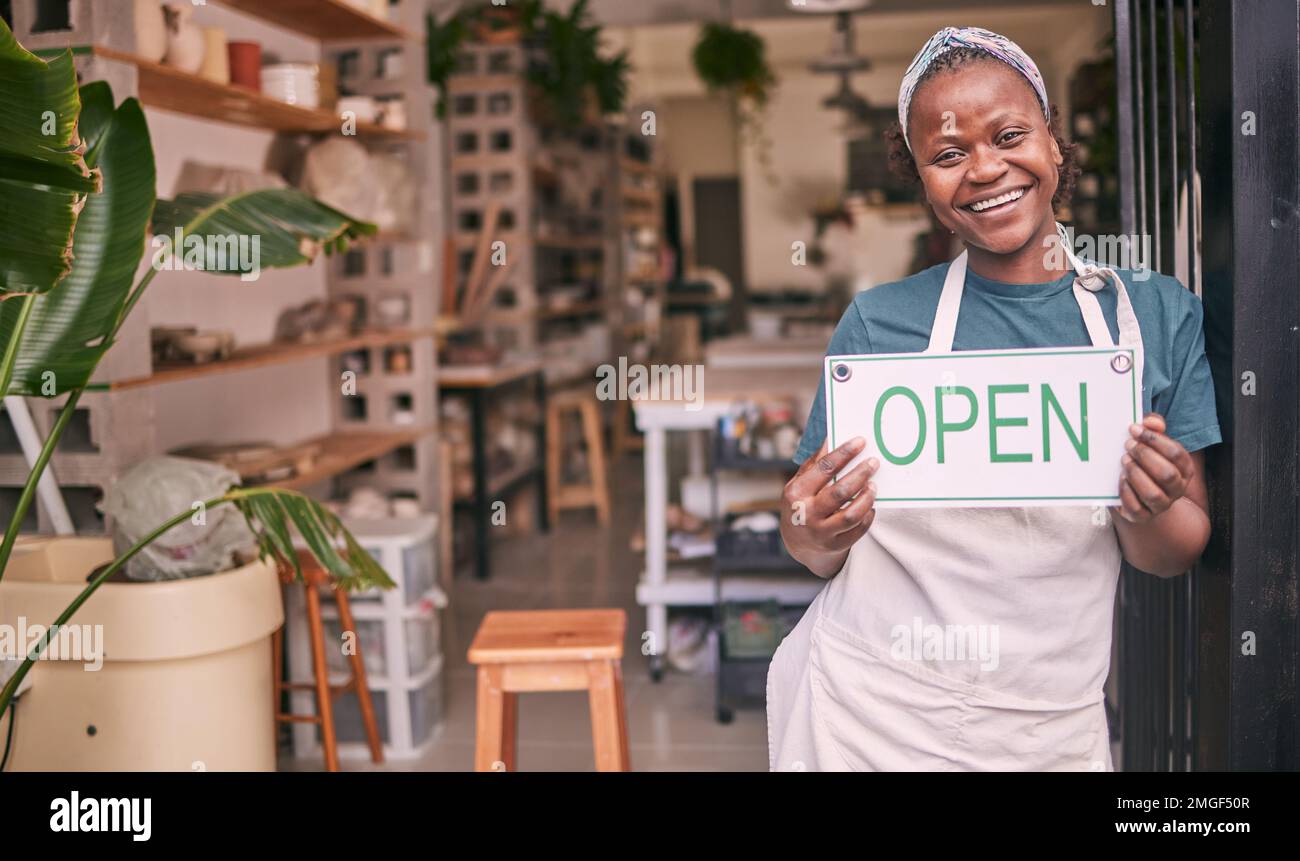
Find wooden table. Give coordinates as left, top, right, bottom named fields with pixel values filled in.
left=439, top=361, right=549, bottom=580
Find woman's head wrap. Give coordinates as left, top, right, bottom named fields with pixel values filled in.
left=897, top=26, right=1049, bottom=151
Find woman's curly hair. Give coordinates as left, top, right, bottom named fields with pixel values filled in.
left=884, top=48, right=1081, bottom=212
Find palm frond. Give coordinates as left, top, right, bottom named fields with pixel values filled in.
left=151, top=190, right=377, bottom=278
left=231, top=487, right=394, bottom=592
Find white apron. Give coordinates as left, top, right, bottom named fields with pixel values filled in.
left=767, top=225, right=1143, bottom=772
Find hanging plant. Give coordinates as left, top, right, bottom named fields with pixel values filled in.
left=692, top=21, right=775, bottom=103
left=692, top=21, right=778, bottom=183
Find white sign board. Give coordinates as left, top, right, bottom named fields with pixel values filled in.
left=825, top=346, right=1140, bottom=508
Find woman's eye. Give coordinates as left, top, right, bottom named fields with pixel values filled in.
left=998, top=130, right=1027, bottom=145
left=934, top=150, right=962, bottom=164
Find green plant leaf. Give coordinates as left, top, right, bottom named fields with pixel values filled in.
left=0, top=18, right=100, bottom=297
left=231, top=487, right=394, bottom=592
left=0, top=82, right=155, bottom=396
left=426, top=10, right=470, bottom=118
left=151, top=189, right=376, bottom=278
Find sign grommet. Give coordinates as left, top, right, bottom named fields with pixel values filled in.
left=1110, top=353, right=1133, bottom=374
left=832, top=363, right=852, bottom=382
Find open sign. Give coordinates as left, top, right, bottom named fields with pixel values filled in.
left=825, top=346, right=1140, bottom=508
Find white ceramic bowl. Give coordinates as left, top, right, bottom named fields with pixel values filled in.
left=262, top=63, right=320, bottom=109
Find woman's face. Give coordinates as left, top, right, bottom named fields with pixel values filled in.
left=907, top=61, right=1062, bottom=259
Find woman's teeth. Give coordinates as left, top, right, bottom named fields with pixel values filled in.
left=966, top=188, right=1026, bottom=212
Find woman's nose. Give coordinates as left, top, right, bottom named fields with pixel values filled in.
left=965, top=146, right=1009, bottom=184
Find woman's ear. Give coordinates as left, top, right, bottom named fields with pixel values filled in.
left=1050, top=135, right=1063, bottom=167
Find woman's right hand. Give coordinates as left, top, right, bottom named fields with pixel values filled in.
left=779, top=437, right=881, bottom=579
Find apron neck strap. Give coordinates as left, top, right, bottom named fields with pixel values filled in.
left=925, top=223, right=1142, bottom=370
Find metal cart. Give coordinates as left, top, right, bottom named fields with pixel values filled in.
left=709, top=424, right=809, bottom=724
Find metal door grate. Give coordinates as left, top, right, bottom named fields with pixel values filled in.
left=1113, top=0, right=1202, bottom=772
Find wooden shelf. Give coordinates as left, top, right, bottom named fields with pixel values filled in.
left=534, top=234, right=606, bottom=251
left=538, top=300, right=605, bottom=320
left=216, top=0, right=415, bottom=41
left=448, top=74, right=521, bottom=93
left=451, top=232, right=605, bottom=252
left=265, top=427, right=434, bottom=491
left=621, top=158, right=655, bottom=175
left=622, top=213, right=661, bottom=230
left=91, top=47, right=422, bottom=139
left=113, top=329, right=433, bottom=390
left=622, top=188, right=659, bottom=207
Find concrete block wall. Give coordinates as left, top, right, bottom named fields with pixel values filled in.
left=323, top=0, right=443, bottom=513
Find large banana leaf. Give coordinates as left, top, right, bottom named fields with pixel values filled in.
left=151, top=190, right=376, bottom=278
left=0, top=19, right=99, bottom=295
left=1, top=82, right=156, bottom=396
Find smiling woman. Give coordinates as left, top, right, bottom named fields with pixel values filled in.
left=769, top=24, right=1221, bottom=772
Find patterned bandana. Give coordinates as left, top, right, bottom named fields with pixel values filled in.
left=897, top=26, right=1050, bottom=151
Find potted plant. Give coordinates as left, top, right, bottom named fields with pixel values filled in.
left=426, top=0, right=628, bottom=128
left=0, top=21, right=391, bottom=769
left=692, top=20, right=778, bottom=182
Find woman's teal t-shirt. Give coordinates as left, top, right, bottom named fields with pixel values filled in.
left=794, top=262, right=1223, bottom=463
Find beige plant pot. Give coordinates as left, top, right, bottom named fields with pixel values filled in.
left=0, top=537, right=283, bottom=772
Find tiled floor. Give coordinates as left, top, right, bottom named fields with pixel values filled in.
left=281, top=454, right=771, bottom=773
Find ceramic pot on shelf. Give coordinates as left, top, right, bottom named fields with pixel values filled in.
left=197, top=27, right=230, bottom=84
left=132, top=0, right=167, bottom=63
left=227, top=41, right=262, bottom=91
left=162, top=3, right=205, bottom=74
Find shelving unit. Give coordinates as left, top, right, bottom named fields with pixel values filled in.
left=111, top=329, right=433, bottom=390
left=709, top=428, right=806, bottom=725
left=613, top=139, right=667, bottom=366
left=87, top=46, right=422, bottom=139
left=3, top=1, right=445, bottom=568
left=444, top=36, right=619, bottom=377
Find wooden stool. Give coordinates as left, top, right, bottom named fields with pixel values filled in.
left=612, top=398, right=644, bottom=458
left=272, top=551, right=384, bottom=772
left=545, top=391, right=611, bottom=526
left=468, top=609, right=630, bottom=772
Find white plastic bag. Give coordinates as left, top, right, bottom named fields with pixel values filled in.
left=103, top=457, right=254, bottom=581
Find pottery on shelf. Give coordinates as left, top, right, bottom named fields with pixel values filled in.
left=197, top=27, right=230, bottom=84
left=261, top=63, right=320, bottom=109
left=227, top=41, right=262, bottom=91
left=336, top=95, right=378, bottom=124
left=172, top=331, right=235, bottom=364
left=162, top=3, right=205, bottom=74
left=133, top=0, right=167, bottom=63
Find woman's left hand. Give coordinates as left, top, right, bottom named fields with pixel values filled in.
left=1113, top=413, right=1193, bottom=523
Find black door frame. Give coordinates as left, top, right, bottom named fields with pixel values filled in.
left=1115, top=0, right=1299, bottom=771
left=1197, top=0, right=1300, bottom=771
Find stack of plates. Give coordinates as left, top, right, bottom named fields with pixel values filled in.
left=262, top=63, right=320, bottom=109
